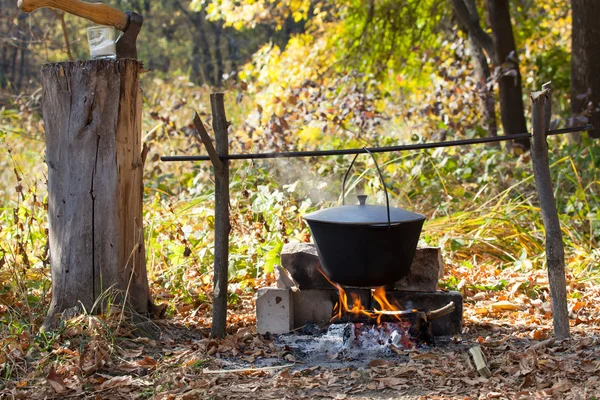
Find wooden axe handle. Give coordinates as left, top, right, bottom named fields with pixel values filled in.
left=18, top=0, right=129, bottom=31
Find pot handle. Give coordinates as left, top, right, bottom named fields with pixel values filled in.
left=341, top=148, right=391, bottom=229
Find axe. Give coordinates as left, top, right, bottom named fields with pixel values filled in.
left=18, top=0, right=142, bottom=59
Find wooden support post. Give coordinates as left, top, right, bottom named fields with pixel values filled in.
left=41, top=60, right=153, bottom=329
left=210, top=93, right=230, bottom=338
left=530, top=82, right=570, bottom=339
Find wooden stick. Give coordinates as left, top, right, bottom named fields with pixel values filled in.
left=426, top=301, right=456, bottom=321
left=530, top=83, right=570, bottom=339
left=210, top=93, right=230, bottom=338
left=468, top=346, right=492, bottom=378
left=192, top=112, right=223, bottom=173
left=202, top=363, right=295, bottom=374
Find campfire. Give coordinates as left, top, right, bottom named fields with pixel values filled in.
left=329, top=286, right=456, bottom=348
left=256, top=243, right=463, bottom=359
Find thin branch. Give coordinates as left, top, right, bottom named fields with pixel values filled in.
left=50, top=10, right=74, bottom=61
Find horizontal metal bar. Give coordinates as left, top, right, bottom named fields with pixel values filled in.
left=546, top=124, right=593, bottom=136
left=160, top=125, right=593, bottom=163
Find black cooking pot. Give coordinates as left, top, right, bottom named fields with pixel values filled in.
left=304, top=150, right=425, bottom=287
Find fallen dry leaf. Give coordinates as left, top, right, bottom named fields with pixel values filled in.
left=490, top=301, right=524, bottom=311
left=368, top=359, right=393, bottom=368
left=461, top=377, right=488, bottom=385
left=410, top=352, right=437, bottom=360
left=46, top=367, right=67, bottom=394
left=138, top=356, right=157, bottom=367
left=97, top=375, right=134, bottom=391
left=374, top=377, right=407, bottom=388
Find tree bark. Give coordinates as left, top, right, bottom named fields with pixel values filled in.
left=530, top=84, right=570, bottom=340
left=451, top=0, right=495, bottom=59
left=571, top=0, right=600, bottom=140
left=467, top=35, right=498, bottom=140
left=210, top=93, right=230, bottom=338
left=450, top=0, right=498, bottom=142
left=210, top=22, right=225, bottom=84
left=486, top=0, right=528, bottom=149
left=41, top=60, right=153, bottom=329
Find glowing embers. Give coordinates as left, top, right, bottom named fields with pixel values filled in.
left=329, top=321, right=420, bottom=351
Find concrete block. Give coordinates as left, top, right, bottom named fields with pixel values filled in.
left=256, top=288, right=293, bottom=335
left=280, top=242, right=332, bottom=289
left=394, top=247, right=444, bottom=292
left=378, top=291, right=463, bottom=336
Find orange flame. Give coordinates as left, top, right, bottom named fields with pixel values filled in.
left=316, top=264, right=415, bottom=322
left=316, top=263, right=372, bottom=320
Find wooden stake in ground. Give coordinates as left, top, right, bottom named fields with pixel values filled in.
left=41, top=60, right=153, bottom=329
left=530, top=82, right=570, bottom=339
left=209, top=93, right=230, bottom=338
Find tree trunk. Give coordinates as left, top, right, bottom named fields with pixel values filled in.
left=17, top=46, right=26, bottom=92
left=486, top=0, right=528, bottom=149
left=10, top=46, right=18, bottom=87
left=192, top=10, right=210, bottom=84
left=209, top=21, right=224, bottom=85
left=571, top=0, right=600, bottom=140
left=450, top=0, right=498, bottom=142
left=41, top=60, right=153, bottom=329
left=467, top=35, right=498, bottom=141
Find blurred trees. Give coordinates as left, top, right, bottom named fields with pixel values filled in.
left=451, top=0, right=497, bottom=139
left=0, top=0, right=591, bottom=145
left=0, top=0, right=304, bottom=92
left=0, top=0, right=40, bottom=94
left=486, top=0, right=527, bottom=147
left=571, top=0, right=600, bottom=139
left=451, top=0, right=527, bottom=149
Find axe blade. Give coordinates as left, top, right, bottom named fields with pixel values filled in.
left=116, top=11, right=143, bottom=59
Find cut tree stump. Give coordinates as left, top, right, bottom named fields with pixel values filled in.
left=41, top=60, right=153, bottom=329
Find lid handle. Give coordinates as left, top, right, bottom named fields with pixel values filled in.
left=357, top=194, right=367, bottom=205
left=341, top=148, right=391, bottom=229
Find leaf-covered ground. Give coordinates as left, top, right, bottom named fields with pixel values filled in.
left=2, top=266, right=600, bottom=400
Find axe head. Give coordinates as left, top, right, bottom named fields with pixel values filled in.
left=116, top=11, right=143, bottom=59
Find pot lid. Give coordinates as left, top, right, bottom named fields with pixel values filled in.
left=304, top=196, right=425, bottom=226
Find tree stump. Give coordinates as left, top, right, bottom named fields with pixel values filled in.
left=41, top=60, right=153, bottom=328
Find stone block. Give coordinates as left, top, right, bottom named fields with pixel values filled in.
left=281, top=243, right=444, bottom=291
left=256, top=288, right=293, bottom=335
left=378, top=291, right=463, bottom=336
left=280, top=242, right=332, bottom=289
left=292, top=289, right=336, bottom=328
left=274, top=265, right=298, bottom=289
left=394, top=247, right=444, bottom=292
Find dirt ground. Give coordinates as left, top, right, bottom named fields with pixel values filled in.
left=2, top=269, right=600, bottom=399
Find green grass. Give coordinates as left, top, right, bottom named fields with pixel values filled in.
left=0, top=78, right=599, bottom=341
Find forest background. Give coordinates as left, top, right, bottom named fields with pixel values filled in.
left=0, top=0, right=600, bottom=397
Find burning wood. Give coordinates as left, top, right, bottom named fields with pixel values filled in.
left=318, top=265, right=455, bottom=322
left=315, top=263, right=456, bottom=347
